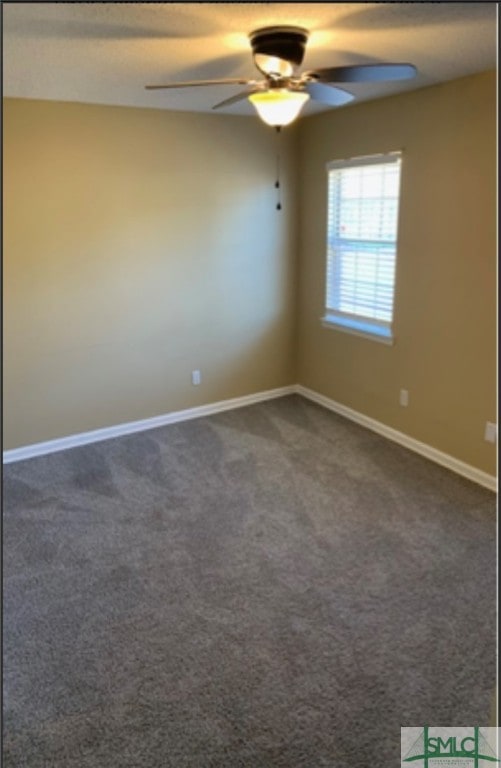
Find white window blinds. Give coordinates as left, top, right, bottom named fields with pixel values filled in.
left=325, top=152, right=402, bottom=340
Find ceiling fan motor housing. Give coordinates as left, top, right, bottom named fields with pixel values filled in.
left=249, top=26, right=309, bottom=68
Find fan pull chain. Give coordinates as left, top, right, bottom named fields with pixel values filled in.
left=275, top=126, right=282, bottom=211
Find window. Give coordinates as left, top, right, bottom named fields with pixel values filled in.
left=323, top=152, right=402, bottom=344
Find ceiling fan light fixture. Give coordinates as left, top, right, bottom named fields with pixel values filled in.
left=248, top=89, right=309, bottom=127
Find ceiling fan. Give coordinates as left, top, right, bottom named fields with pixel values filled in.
left=146, top=26, right=417, bottom=127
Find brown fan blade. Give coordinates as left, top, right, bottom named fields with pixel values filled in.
left=212, top=90, right=259, bottom=110
left=307, top=64, right=417, bottom=84
left=145, top=78, right=254, bottom=90
left=303, top=81, right=354, bottom=107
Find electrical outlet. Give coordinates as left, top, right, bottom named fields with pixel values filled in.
left=484, top=422, right=497, bottom=444
left=399, top=389, right=409, bottom=407
left=191, top=370, right=201, bottom=386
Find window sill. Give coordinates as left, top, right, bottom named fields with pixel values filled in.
left=321, top=315, right=394, bottom=345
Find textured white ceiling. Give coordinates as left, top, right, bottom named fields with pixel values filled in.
left=3, top=2, right=498, bottom=119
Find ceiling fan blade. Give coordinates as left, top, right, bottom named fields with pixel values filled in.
left=212, top=90, right=259, bottom=110
left=308, top=63, right=417, bottom=84
left=303, top=81, right=354, bottom=107
left=145, top=78, right=253, bottom=90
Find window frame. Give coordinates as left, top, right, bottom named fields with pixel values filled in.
left=322, top=151, right=403, bottom=345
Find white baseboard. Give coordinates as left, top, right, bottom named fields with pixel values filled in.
left=4, top=383, right=497, bottom=492
left=296, top=385, right=497, bottom=493
left=2, top=386, right=296, bottom=464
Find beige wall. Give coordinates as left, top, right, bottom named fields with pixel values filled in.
left=3, top=73, right=497, bottom=477
left=297, top=70, right=497, bottom=476
left=3, top=98, right=298, bottom=448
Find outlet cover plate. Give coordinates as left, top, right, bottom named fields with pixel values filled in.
left=484, top=421, right=497, bottom=443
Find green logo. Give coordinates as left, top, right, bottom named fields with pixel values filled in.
left=401, top=727, right=499, bottom=767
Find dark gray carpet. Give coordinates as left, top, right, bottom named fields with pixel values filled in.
left=2, top=395, right=497, bottom=767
